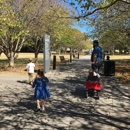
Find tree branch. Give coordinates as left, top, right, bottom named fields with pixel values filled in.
left=75, top=0, right=119, bottom=19
left=59, top=0, right=130, bottom=19
left=120, top=0, right=130, bottom=4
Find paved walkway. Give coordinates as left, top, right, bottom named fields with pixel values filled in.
left=0, top=56, right=130, bottom=130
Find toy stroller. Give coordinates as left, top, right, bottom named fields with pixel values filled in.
left=85, top=69, right=102, bottom=99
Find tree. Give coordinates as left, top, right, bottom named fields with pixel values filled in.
left=63, top=0, right=130, bottom=19
left=89, top=1, right=130, bottom=53
left=0, top=0, right=27, bottom=67
left=0, top=0, right=52, bottom=67
left=26, top=0, right=75, bottom=61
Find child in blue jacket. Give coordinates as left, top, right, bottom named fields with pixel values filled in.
left=32, top=69, right=50, bottom=112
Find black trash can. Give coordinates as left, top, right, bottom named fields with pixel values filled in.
left=104, top=60, right=115, bottom=76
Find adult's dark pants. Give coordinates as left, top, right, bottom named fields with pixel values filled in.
left=92, top=61, right=103, bottom=73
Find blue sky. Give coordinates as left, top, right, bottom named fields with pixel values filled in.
left=75, top=22, right=94, bottom=34
left=71, top=17, right=95, bottom=39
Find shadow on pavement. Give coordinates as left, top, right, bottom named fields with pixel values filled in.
left=0, top=58, right=130, bottom=129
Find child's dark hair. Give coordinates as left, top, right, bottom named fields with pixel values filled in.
left=36, top=69, right=45, bottom=80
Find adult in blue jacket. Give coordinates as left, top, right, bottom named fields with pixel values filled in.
left=91, top=40, right=103, bottom=73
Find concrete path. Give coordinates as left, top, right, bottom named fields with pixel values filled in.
left=0, top=55, right=130, bottom=130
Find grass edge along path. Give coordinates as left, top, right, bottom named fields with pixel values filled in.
left=0, top=53, right=130, bottom=83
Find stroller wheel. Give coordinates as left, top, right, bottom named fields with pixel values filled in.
left=86, top=91, right=88, bottom=98
left=94, top=91, right=99, bottom=99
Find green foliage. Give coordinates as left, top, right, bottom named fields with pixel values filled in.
left=0, top=0, right=91, bottom=66
left=63, top=0, right=122, bottom=19
left=88, top=1, right=130, bottom=53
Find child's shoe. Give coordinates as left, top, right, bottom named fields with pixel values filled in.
left=34, top=106, right=41, bottom=112
left=40, top=107, right=45, bottom=112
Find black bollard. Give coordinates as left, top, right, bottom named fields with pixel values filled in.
left=53, top=55, right=56, bottom=70
left=78, top=52, right=79, bottom=59
left=70, top=52, right=72, bottom=62
left=106, top=55, right=110, bottom=60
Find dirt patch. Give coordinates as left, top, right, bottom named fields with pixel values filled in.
left=116, top=66, right=130, bottom=83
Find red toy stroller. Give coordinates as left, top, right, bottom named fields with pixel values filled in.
left=86, top=76, right=102, bottom=99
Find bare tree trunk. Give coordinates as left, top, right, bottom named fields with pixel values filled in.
left=111, top=45, right=115, bottom=55
left=33, top=38, right=42, bottom=63
left=8, top=52, right=15, bottom=67
left=1, top=35, right=26, bottom=67
left=9, top=57, right=14, bottom=67
left=58, top=49, right=61, bottom=55
left=34, top=52, right=39, bottom=63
